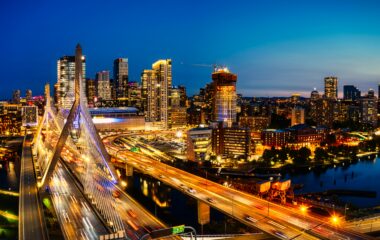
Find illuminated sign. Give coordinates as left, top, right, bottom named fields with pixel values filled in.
left=172, top=225, right=185, bottom=234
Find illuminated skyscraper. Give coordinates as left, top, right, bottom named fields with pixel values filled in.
left=291, top=106, right=305, bottom=126
left=96, top=71, right=111, bottom=100
left=57, top=55, right=86, bottom=109
left=169, top=87, right=187, bottom=127
left=360, top=89, right=378, bottom=127
left=141, top=69, right=159, bottom=122
left=113, top=58, right=128, bottom=99
left=141, top=59, right=172, bottom=128
left=25, top=89, right=32, bottom=101
left=343, top=85, right=360, bottom=101
left=178, top=85, right=187, bottom=107
left=127, top=81, right=142, bottom=108
left=86, top=78, right=97, bottom=106
left=153, top=59, right=172, bottom=129
left=309, top=88, right=320, bottom=122
left=12, top=90, right=20, bottom=104
left=324, top=76, right=338, bottom=99
left=212, top=67, right=237, bottom=127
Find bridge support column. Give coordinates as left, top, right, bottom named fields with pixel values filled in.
left=125, top=164, right=133, bottom=176
left=197, top=200, right=210, bottom=225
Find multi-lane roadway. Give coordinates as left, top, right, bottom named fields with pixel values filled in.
left=19, top=135, right=47, bottom=240
left=105, top=134, right=374, bottom=240
left=49, top=162, right=109, bottom=240
left=42, top=133, right=172, bottom=239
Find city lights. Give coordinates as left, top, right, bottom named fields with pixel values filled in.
left=1, top=2, right=379, bottom=240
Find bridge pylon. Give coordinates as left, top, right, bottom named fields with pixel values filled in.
left=34, top=44, right=125, bottom=234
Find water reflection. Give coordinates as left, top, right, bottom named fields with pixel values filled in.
left=120, top=170, right=257, bottom=234
left=287, top=156, right=380, bottom=208
left=0, top=161, right=18, bottom=190
left=138, top=177, right=171, bottom=208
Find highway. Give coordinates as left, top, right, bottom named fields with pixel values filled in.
left=46, top=139, right=172, bottom=239
left=19, top=135, right=47, bottom=240
left=105, top=134, right=374, bottom=240
left=49, top=162, right=109, bottom=240
left=347, top=215, right=380, bottom=234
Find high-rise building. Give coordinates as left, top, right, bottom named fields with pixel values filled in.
left=12, top=90, right=20, bottom=104
left=21, top=106, right=38, bottom=127
left=57, top=55, right=86, bottom=109
left=110, top=79, right=117, bottom=100
left=113, top=58, right=128, bottom=99
left=291, top=93, right=300, bottom=104
left=178, top=85, right=187, bottom=107
left=212, top=67, right=237, bottom=127
left=153, top=59, right=172, bottom=129
left=310, top=88, right=320, bottom=101
left=127, top=81, right=142, bottom=108
left=360, top=89, right=378, bottom=127
left=319, top=99, right=336, bottom=127
left=25, top=89, right=32, bottom=101
left=141, top=59, right=172, bottom=128
left=324, top=76, right=338, bottom=99
left=309, top=88, right=320, bottom=122
left=169, top=87, right=187, bottom=127
left=291, top=107, right=305, bottom=126
left=343, top=85, right=361, bottom=101
left=86, top=78, right=97, bottom=106
left=96, top=71, right=111, bottom=100
left=169, top=88, right=181, bottom=109
left=141, top=69, right=159, bottom=122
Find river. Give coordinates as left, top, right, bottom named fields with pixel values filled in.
left=0, top=161, right=19, bottom=239
left=120, top=170, right=258, bottom=235
left=286, top=156, right=380, bottom=208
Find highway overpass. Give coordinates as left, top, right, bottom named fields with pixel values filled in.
left=105, top=134, right=374, bottom=240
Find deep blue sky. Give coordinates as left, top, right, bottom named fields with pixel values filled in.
left=1, top=0, right=380, bottom=99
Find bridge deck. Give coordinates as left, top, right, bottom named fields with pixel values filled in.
left=19, top=135, right=47, bottom=240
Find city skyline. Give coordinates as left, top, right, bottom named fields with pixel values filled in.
left=1, top=0, right=380, bottom=98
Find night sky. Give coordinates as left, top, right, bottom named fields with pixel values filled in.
left=1, top=0, right=380, bottom=99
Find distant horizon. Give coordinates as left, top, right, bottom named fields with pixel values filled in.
left=1, top=79, right=376, bottom=101
left=1, top=1, right=380, bottom=99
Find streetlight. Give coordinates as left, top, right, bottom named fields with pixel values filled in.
left=300, top=205, right=308, bottom=214
left=331, top=214, right=341, bottom=226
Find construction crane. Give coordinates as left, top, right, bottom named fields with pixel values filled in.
left=181, top=62, right=225, bottom=72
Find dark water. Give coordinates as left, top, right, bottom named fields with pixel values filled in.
left=0, top=162, right=19, bottom=190
left=286, top=157, right=380, bottom=208
left=120, top=170, right=257, bottom=234
left=0, top=161, right=19, bottom=239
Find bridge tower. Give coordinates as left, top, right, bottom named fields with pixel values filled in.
left=33, top=44, right=125, bottom=234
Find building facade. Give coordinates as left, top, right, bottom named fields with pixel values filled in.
left=343, top=85, right=361, bottom=101
left=291, top=107, right=305, bottom=126
left=113, top=58, right=129, bottom=99
left=56, top=55, right=86, bottom=109
left=86, top=78, right=97, bottom=107
left=187, top=126, right=212, bottom=161
left=141, top=59, right=172, bottom=129
left=324, top=76, right=338, bottom=99
left=212, top=123, right=251, bottom=159
left=96, top=71, right=111, bottom=100
left=360, top=89, right=378, bottom=127
left=212, top=68, right=237, bottom=127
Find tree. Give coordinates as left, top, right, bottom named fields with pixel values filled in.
left=314, top=147, right=328, bottom=163
left=278, top=148, right=288, bottom=163
left=262, top=149, right=274, bottom=162
left=299, top=147, right=311, bottom=160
